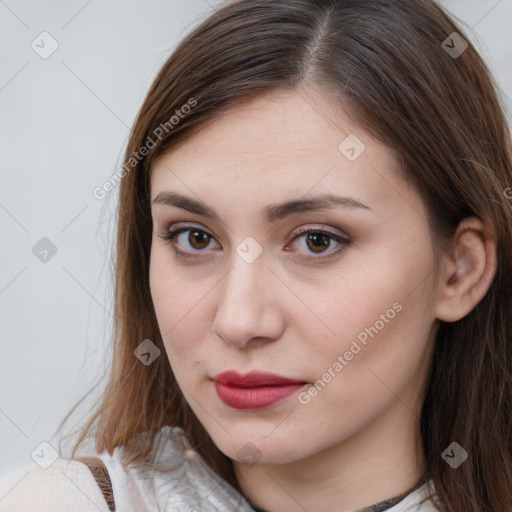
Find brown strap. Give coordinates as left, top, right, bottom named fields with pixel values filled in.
left=76, top=456, right=116, bottom=511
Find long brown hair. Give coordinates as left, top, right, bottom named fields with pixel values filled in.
left=57, top=1, right=512, bottom=510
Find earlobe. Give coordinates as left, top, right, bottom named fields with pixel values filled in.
left=435, top=218, right=497, bottom=322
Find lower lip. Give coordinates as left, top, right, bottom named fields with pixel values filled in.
left=213, top=381, right=306, bottom=410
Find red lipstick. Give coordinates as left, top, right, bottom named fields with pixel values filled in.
left=212, top=371, right=307, bottom=410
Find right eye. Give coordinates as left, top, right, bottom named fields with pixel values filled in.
left=157, top=226, right=220, bottom=258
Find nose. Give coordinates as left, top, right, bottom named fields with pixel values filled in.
left=211, top=253, right=286, bottom=350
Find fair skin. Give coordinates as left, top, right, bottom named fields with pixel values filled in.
left=148, top=89, right=497, bottom=512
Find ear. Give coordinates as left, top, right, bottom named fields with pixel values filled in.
left=435, top=217, right=498, bottom=322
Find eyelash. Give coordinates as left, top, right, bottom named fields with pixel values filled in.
left=157, top=225, right=352, bottom=262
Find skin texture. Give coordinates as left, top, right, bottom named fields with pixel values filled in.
left=148, top=89, right=497, bottom=512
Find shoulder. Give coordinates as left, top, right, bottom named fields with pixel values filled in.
left=97, top=425, right=255, bottom=512
left=0, top=457, right=111, bottom=512
left=0, top=427, right=255, bottom=512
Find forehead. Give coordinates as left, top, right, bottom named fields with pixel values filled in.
left=149, top=90, right=420, bottom=221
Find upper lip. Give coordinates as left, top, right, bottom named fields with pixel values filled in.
left=212, top=370, right=306, bottom=387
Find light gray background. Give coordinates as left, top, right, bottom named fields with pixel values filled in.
left=1, top=0, right=511, bottom=474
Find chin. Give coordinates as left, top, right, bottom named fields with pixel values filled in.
left=207, top=428, right=313, bottom=466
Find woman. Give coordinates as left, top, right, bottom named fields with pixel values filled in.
left=1, top=0, right=511, bottom=511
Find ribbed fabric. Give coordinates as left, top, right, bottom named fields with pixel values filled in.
left=76, top=456, right=116, bottom=511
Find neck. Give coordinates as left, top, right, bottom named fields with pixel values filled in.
left=248, top=482, right=423, bottom=512
left=233, top=399, right=426, bottom=512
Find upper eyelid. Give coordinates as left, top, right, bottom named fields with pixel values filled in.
left=165, top=222, right=350, bottom=240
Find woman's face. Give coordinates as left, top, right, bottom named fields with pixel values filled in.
left=149, top=90, right=439, bottom=467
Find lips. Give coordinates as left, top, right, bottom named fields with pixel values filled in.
left=212, top=371, right=307, bottom=410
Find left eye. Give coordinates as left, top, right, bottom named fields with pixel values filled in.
left=157, top=226, right=352, bottom=259
left=291, top=227, right=350, bottom=257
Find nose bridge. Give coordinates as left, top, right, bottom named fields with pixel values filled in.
left=226, top=253, right=263, bottom=304
left=212, top=249, right=283, bottom=347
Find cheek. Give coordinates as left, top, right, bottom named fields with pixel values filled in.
left=299, top=243, right=434, bottom=380
left=149, top=248, right=198, bottom=354
left=149, top=245, right=221, bottom=378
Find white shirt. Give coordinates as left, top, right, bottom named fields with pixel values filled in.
left=0, top=426, right=439, bottom=511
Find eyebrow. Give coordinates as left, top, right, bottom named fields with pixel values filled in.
left=152, top=191, right=374, bottom=223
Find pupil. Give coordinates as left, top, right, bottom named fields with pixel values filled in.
left=190, top=231, right=209, bottom=249
left=307, top=233, right=329, bottom=252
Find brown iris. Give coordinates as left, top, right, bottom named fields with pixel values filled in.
left=188, top=230, right=211, bottom=250
left=305, top=232, right=331, bottom=253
